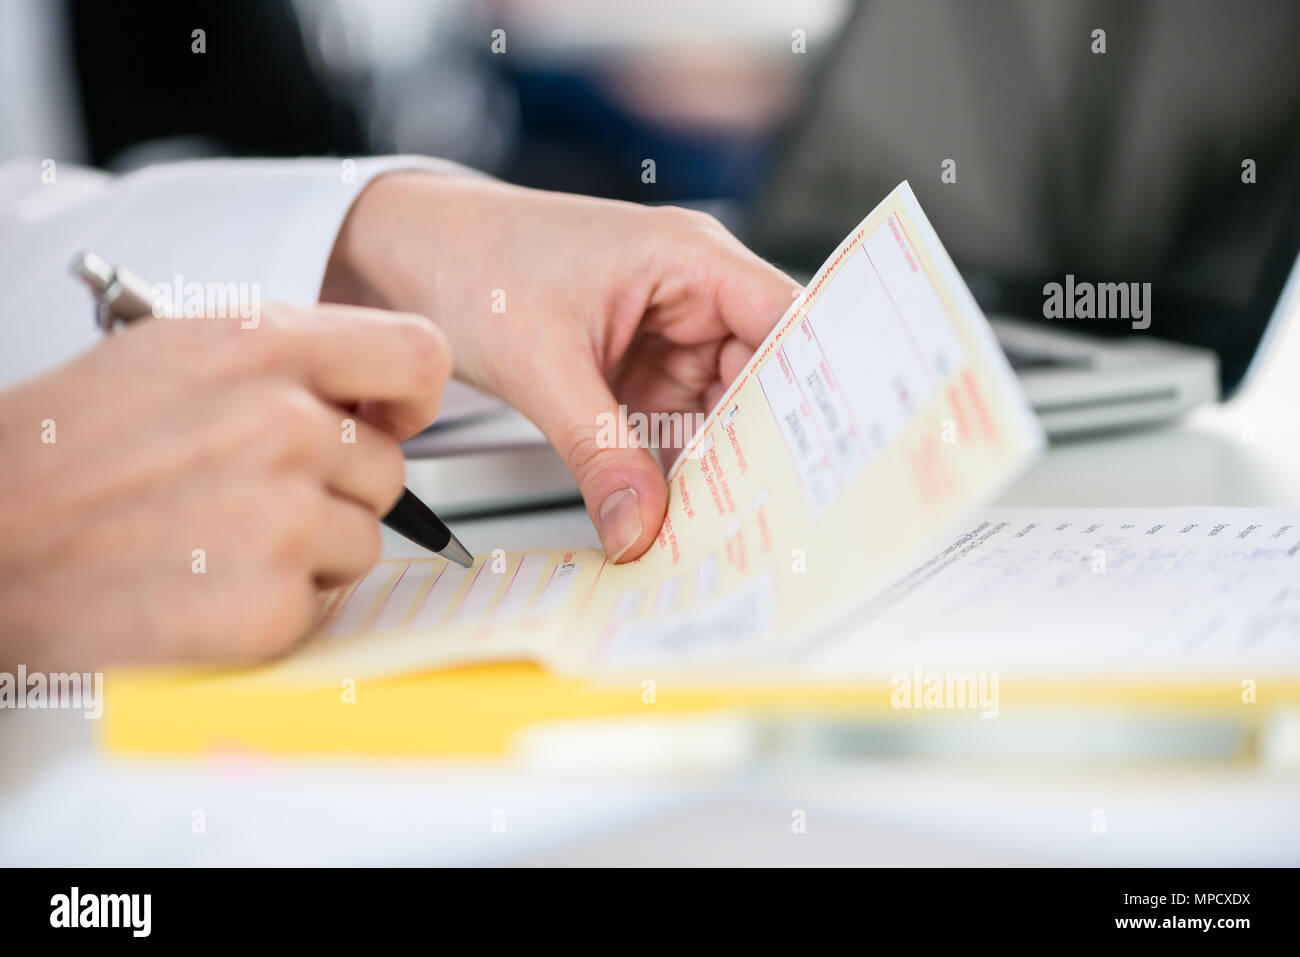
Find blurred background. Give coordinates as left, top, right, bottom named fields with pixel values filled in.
left=4, top=0, right=848, bottom=214
left=7, top=0, right=1299, bottom=390
left=3, top=0, right=1300, bottom=866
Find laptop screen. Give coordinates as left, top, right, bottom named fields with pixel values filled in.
left=747, top=0, right=1300, bottom=394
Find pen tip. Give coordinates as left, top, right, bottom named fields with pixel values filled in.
left=441, top=534, right=475, bottom=569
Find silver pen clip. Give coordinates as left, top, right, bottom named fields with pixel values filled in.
left=70, top=251, right=158, bottom=332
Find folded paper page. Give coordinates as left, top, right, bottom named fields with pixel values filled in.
left=797, top=506, right=1300, bottom=679
left=265, top=182, right=1045, bottom=683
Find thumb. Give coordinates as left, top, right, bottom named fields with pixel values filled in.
left=527, top=370, right=668, bottom=564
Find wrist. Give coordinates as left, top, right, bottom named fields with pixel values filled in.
left=320, top=170, right=445, bottom=313
left=320, top=170, right=525, bottom=391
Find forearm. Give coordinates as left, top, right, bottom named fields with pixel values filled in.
left=319, top=171, right=650, bottom=394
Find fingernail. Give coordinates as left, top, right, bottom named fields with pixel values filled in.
left=598, top=487, right=642, bottom=562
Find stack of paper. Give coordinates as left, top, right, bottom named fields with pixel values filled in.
left=103, top=183, right=1300, bottom=756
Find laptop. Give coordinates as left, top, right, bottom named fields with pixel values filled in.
left=406, top=0, right=1300, bottom=515
left=746, top=0, right=1300, bottom=435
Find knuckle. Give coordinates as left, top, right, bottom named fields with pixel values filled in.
left=375, top=438, right=408, bottom=510
left=265, top=480, right=320, bottom=560
left=561, top=426, right=619, bottom=490
left=240, top=304, right=297, bottom=372
left=252, top=301, right=296, bottom=330
left=326, top=506, right=382, bottom=583
left=398, top=316, right=451, bottom=387
left=353, top=517, right=384, bottom=570
left=662, top=204, right=724, bottom=235
left=265, top=384, right=328, bottom=442
left=202, top=313, right=261, bottom=374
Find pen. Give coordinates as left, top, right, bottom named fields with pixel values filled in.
left=70, top=251, right=475, bottom=569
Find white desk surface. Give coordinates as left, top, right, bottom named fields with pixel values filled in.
left=4, top=311, right=1300, bottom=866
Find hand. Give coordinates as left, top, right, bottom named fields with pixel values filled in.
left=0, top=304, right=450, bottom=669
left=325, top=173, right=799, bottom=562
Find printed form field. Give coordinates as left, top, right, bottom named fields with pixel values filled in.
left=759, top=214, right=965, bottom=514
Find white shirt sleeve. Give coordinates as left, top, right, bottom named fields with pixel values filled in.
left=0, top=155, right=476, bottom=391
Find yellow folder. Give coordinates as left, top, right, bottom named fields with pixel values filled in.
left=101, top=663, right=1294, bottom=758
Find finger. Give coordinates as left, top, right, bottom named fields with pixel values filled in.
left=232, top=383, right=408, bottom=518
left=259, top=304, right=453, bottom=439
left=707, top=240, right=803, bottom=350
left=717, top=335, right=756, bottom=390
left=310, top=494, right=385, bottom=588
left=325, top=411, right=408, bottom=517
left=525, top=366, right=669, bottom=563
